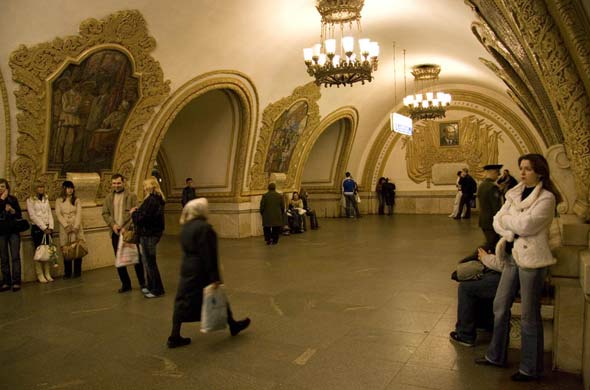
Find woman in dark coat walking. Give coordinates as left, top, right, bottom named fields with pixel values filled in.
left=167, top=198, right=250, bottom=348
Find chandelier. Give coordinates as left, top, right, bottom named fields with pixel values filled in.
left=403, top=64, right=451, bottom=120
left=303, top=0, right=379, bottom=87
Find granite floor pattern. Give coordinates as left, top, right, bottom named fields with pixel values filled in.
left=0, top=215, right=583, bottom=389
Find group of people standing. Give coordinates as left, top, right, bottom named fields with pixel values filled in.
left=450, top=154, right=561, bottom=382
left=259, top=183, right=319, bottom=245
left=375, top=177, right=396, bottom=216
left=0, top=179, right=87, bottom=291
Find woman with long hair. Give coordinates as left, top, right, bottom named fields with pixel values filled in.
left=27, top=181, right=55, bottom=283
left=168, top=198, right=250, bottom=348
left=131, top=176, right=165, bottom=298
left=476, top=154, right=562, bottom=381
left=0, top=179, right=24, bottom=292
left=55, top=181, right=85, bottom=278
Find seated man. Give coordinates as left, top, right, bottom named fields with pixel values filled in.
left=450, top=247, right=504, bottom=347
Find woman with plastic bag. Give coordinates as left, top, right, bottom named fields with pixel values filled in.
left=167, top=198, right=250, bottom=348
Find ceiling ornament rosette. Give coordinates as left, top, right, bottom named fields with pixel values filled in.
left=8, top=10, right=170, bottom=201
left=249, top=82, right=321, bottom=192
left=467, top=0, right=590, bottom=218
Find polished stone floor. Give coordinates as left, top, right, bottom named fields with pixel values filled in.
left=0, top=215, right=583, bottom=389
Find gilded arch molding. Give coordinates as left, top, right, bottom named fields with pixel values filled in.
left=249, top=82, right=321, bottom=193
left=8, top=10, right=170, bottom=201
left=467, top=0, right=590, bottom=217
left=296, top=106, right=359, bottom=193
left=361, top=89, right=540, bottom=190
left=140, top=70, right=258, bottom=201
left=0, top=68, right=10, bottom=180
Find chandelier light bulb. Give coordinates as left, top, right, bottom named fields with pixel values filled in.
left=325, top=39, right=336, bottom=55
left=369, top=42, right=380, bottom=57
left=318, top=53, right=327, bottom=66
left=303, top=48, right=313, bottom=62
left=342, top=36, right=354, bottom=54
left=312, top=44, right=322, bottom=57
left=333, top=54, right=340, bottom=67
left=426, top=92, right=434, bottom=100
left=416, top=94, right=423, bottom=102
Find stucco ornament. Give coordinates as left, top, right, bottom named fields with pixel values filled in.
left=8, top=10, right=170, bottom=201
left=249, top=82, right=321, bottom=192
left=402, top=116, right=501, bottom=187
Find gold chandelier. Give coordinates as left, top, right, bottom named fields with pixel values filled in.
left=403, top=64, right=451, bottom=120
left=303, top=0, right=379, bottom=87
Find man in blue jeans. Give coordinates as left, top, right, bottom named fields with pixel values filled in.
left=342, top=172, right=360, bottom=218
left=450, top=247, right=503, bottom=346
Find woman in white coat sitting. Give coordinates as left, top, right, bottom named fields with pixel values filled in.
left=27, top=182, right=55, bottom=283
left=475, top=154, right=561, bottom=382
left=55, top=181, right=85, bottom=278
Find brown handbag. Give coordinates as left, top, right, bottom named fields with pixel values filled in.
left=122, top=224, right=137, bottom=243
left=61, top=240, right=89, bottom=260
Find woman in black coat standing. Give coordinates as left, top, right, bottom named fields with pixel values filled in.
left=167, top=198, right=250, bottom=348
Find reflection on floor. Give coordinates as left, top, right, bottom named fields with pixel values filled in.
left=0, top=215, right=583, bottom=389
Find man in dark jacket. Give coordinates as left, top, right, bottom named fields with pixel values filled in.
left=455, top=168, right=477, bottom=219
left=260, top=183, right=285, bottom=245
left=382, top=178, right=396, bottom=216
left=181, top=178, right=197, bottom=207
left=478, top=164, right=503, bottom=249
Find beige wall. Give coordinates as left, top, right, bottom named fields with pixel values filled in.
left=161, top=89, right=237, bottom=194
left=301, top=119, right=344, bottom=187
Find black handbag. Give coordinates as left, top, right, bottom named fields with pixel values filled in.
left=14, top=219, right=30, bottom=233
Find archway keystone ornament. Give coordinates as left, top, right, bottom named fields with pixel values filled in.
left=9, top=10, right=170, bottom=201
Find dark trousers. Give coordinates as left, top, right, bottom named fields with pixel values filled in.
left=111, top=232, right=145, bottom=289
left=307, top=210, right=319, bottom=229
left=0, top=233, right=21, bottom=285
left=377, top=192, right=385, bottom=215
left=455, top=271, right=501, bottom=343
left=140, top=235, right=164, bottom=295
left=482, top=229, right=500, bottom=251
left=263, top=226, right=281, bottom=244
left=457, top=193, right=472, bottom=218
left=64, top=258, right=82, bottom=278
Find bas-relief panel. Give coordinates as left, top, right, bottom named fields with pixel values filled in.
left=264, top=101, right=308, bottom=173
left=403, top=115, right=501, bottom=187
left=8, top=10, right=170, bottom=201
left=49, top=49, right=139, bottom=174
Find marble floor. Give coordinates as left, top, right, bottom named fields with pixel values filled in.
left=0, top=215, right=583, bottom=389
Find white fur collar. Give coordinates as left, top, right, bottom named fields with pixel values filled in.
left=505, top=181, right=544, bottom=211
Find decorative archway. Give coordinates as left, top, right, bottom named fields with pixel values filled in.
left=296, top=106, right=359, bottom=193
left=138, top=70, right=258, bottom=201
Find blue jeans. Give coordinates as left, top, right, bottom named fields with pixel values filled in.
left=485, top=256, right=547, bottom=376
left=0, top=233, right=21, bottom=285
left=455, top=271, right=501, bottom=342
left=140, top=235, right=164, bottom=296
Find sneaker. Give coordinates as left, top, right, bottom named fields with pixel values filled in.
left=141, top=287, right=150, bottom=294
left=449, top=331, right=475, bottom=347
left=511, top=372, right=537, bottom=382
left=0, top=284, right=10, bottom=292
left=144, top=292, right=164, bottom=299
left=229, top=318, right=251, bottom=336
left=167, top=336, right=191, bottom=349
left=11, top=284, right=21, bottom=292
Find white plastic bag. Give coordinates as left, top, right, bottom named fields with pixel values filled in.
left=115, top=237, right=139, bottom=268
left=200, top=284, right=228, bottom=333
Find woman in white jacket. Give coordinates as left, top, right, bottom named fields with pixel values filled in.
left=26, top=182, right=55, bottom=283
left=476, top=154, right=561, bottom=381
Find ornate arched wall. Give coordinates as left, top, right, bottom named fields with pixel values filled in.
left=138, top=70, right=258, bottom=201
left=362, top=87, right=543, bottom=192
left=296, top=106, right=358, bottom=193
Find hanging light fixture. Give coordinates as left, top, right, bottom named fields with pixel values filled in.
left=303, top=0, right=379, bottom=87
left=403, top=63, right=452, bottom=120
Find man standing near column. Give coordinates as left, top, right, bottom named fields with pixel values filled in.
left=102, top=174, right=146, bottom=293
left=260, top=183, right=284, bottom=245
left=181, top=177, right=197, bottom=208
left=455, top=168, right=477, bottom=219
left=478, top=164, right=503, bottom=249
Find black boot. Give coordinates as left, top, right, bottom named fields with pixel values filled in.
left=229, top=318, right=251, bottom=336
left=73, top=258, right=82, bottom=278
left=63, top=260, right=72, bottom=279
